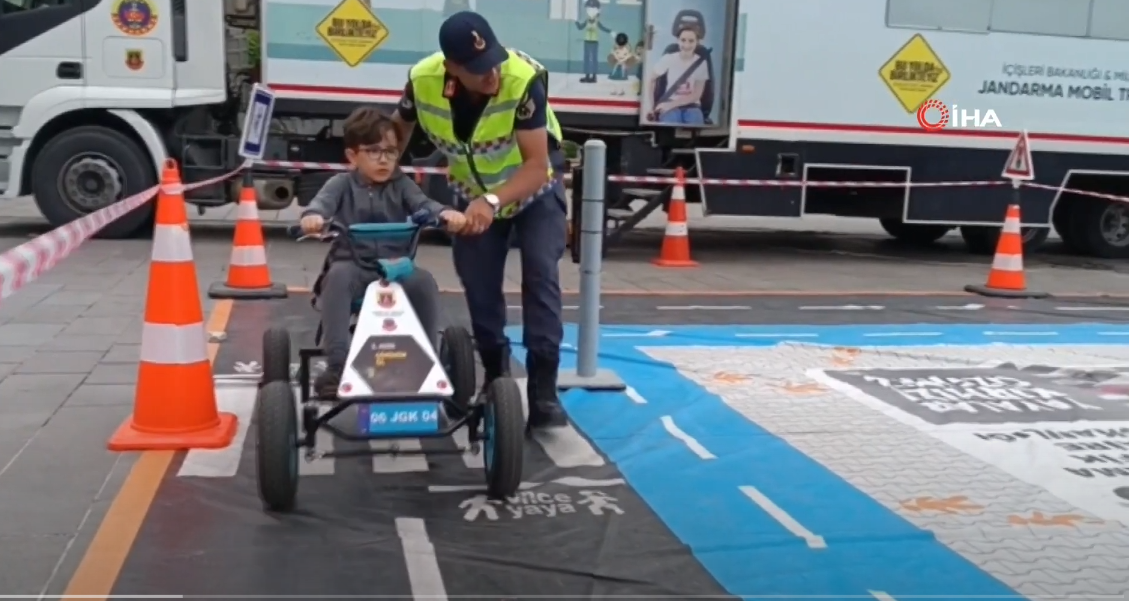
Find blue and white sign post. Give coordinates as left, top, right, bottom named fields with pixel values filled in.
left=238, top=83, right=276, bottom=162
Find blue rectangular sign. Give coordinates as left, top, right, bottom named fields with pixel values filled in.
left=358, top=401, right=441, bottom=436
left=238, top=84, right=275, bottom=160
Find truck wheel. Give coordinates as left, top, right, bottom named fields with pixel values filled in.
left=878, top=218, right=951, bottom=245
left=31, top=126, right=156, bottom=239
left=960, top=225, right=1050, bottom=256
left=1069, top=197, right=1129, bottom=259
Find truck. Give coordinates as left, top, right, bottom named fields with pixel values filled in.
left=2, top=0, right=1129, bottom=257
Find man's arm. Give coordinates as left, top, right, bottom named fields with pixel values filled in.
left=300, top=173, right=350, bottom=219
left=390, top=82, right=418, bottom=155
left=490, top=80, right=552, bottom=207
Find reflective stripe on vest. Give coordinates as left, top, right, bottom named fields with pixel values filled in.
left=410, top=50, right=564, bottom=219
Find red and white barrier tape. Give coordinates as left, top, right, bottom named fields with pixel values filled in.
left=249, top=159, right=1017, bottom=189
left=0, top=165, right=245, bottom=304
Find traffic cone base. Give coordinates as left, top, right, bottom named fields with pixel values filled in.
left=108, top=413, right=237, bottom=451
left=208, top=280, right=288, bottom=298
left=209, top=184, right=287, bottom=299
left=653, top=257, right=699, bottom=267
left=966, top=204, right=1048, bottom=299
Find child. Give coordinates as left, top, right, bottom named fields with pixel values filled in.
left=606, top=33, right=636, bottom=96
left=300, top=106, right=466, bottom=396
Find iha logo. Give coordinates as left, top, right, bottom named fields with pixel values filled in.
left=917, top=98, right=1002, bottom=131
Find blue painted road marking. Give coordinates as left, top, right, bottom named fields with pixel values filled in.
left=591, top=323, right=1129, bottom=347
left=504, top=323, right=1090, bottom=598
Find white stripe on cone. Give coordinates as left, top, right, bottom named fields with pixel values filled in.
left=664, top=222, right=689, bottom=237
left=230, top=245, right=268, bottom=267
left=140, top=322, right=210, bottom=364
left=1002, top=218, right=1021, bottom=234
left=671, top=185, right=685, bottom=200
left=992, top=253, right=1024, bottom=271
left=236, top=200, right=260, bottom=221
left=151, top=224, right=194, bottom=263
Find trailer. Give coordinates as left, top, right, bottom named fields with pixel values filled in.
left=2, top=0, right=1128, bottom=257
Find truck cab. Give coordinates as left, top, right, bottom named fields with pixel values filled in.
left=0, top=0, right=227, bottom=237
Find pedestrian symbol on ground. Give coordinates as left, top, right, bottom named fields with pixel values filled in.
left=578, top=490, right=623, bottom=515
left=1002, top=130, right=1034, bottom=181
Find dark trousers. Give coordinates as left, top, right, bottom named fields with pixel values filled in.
left=452, top=191, right=566, bottom=375
left=320, top=262, right=441, bottom=368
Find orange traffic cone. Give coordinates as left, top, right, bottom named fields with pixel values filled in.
left=965, top=204, right=1048, bottom=298
left=108, top=160, right=237, bottom=451
left=653, top=166, right=698, bottom=267
left=208, top=172, right=287, bottom=299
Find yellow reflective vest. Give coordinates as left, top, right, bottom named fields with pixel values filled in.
left=409, top=50, right=564, bottom=218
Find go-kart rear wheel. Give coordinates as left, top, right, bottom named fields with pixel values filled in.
left=262, top=327, right=292, bottom=384
left=482, top=377, right=524, bottom=499
left=440, top=325, right=476, bottom=414
left=255, top=381, right=299, bottom=512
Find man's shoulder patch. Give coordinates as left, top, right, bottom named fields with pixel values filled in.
left=517, top=97, right=535, bottom=120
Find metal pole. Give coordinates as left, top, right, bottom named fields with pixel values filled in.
left=575, top=140, right=606, bottom=378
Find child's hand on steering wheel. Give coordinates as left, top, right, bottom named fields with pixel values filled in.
left=439, top=209, right=467, bottom=234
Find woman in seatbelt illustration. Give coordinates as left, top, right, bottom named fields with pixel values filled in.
left=647, top=13, right=711, bottom=125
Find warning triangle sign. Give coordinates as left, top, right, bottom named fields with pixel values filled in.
left=1002, top=130, right=1035, bottom=181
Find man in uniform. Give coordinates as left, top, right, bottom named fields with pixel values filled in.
left=390, top=12, right=569, bottom=429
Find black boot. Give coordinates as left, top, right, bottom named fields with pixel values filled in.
left=479, top=345, right=512, bottom=386
left=526, top=352, right=567, bottom=429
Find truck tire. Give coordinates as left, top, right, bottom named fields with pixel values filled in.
left=1068, top=197, right=1129, bottom=259
left=31, top=126, right=156, bottom=239
left=878, top=218, right=951, bottom=245
left=960, top=225, right=1050, bottom=256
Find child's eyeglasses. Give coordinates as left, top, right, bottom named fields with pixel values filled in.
left=358, top=146, right=400, bottom=161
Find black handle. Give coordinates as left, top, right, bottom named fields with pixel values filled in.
left=56, top=62, right=82, bottom=80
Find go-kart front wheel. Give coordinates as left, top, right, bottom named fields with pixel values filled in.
left=482, top=377, right=524, bottom=499
left=255, top=381, right=299, bottom=512
left=440, top=325, right=476, bottom=414
left=261, top=327, right=292, bottom=384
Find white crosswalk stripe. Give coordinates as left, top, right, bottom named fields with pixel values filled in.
left=371, top=439, right=429, bottom=473
left=179, top=380, right=605, bottom=477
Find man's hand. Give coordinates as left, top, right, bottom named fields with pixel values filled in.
left=439, top=209, right=467, bottom=234
left=463, top=198, right=495, bottom=235
left=300, top=214, right=325, bottom=234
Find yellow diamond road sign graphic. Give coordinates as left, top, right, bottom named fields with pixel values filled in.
left=316, top=0, right=389, bottom=68
left=878, top=33, right=950, bottom=113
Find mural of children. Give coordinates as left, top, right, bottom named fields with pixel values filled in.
left=575, top=0, right=611, bottom=83
left=647, top=22, right=709, bottom=125
left=606, top=33, right=637, bottom=95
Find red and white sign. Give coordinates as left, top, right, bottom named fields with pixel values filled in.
left=1002, top=130, right=1035, bottom=181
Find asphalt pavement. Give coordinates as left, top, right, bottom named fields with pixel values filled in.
left=4, top=209, right=1129, bottom=598
left=73, top=292, right=1123, bottom=599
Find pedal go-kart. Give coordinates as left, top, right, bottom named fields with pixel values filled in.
left=254, top=213, right=525, bottom=512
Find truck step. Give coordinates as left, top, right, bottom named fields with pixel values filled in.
left=606, top=208, right=635, bottom=220
left=621, top=187, right=663, bottom=198
left=671, top=148, right=698, bottom=155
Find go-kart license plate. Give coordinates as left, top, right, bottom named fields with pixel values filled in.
left=358, top=402, right=441, bottom=435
